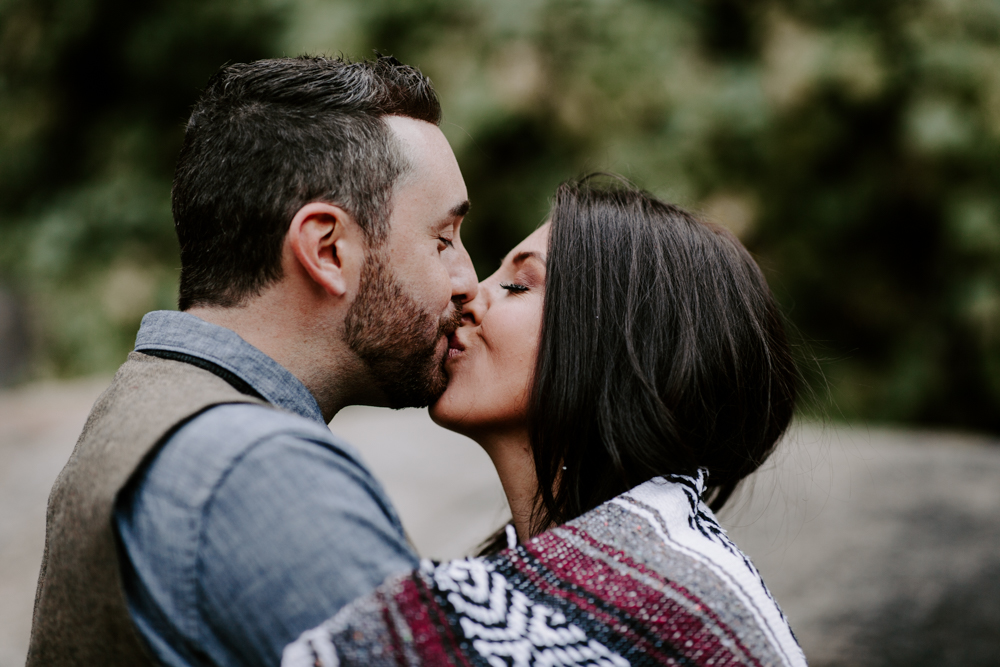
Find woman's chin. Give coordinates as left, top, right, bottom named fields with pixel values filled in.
left=429, top=389, right=478, bottom=438
left=428, top=390, right=457, bottom=429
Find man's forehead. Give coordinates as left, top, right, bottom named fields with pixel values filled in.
left=385, top=116, right=467, bottom=215
left=384, top=115, right=450, bottom=163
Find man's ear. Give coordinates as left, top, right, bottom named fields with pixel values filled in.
left=286, top=202, right=365, bottom=298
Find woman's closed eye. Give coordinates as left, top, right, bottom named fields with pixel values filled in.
left=500, top=282, right=529, bottom=294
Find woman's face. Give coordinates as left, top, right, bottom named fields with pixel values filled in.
left=430, top=223, right=549, bottom=439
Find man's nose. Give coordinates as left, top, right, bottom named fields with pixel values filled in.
left=450, top=248, right=479, bottom=305
left=460, top=283, right=487, bottom=326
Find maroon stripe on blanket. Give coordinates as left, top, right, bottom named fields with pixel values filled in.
left=415, top=573, right=477, bottom=667
left=559, top=523, right=764, bottom=666
left=390, top=575, right=466, bottom=667
left=504, top=547, right=682, bottom=665
left=376, top=588, right=409, bottom=667
left=517, top=530, right=759, bottom=667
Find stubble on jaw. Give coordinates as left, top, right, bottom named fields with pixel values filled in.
left=344, top=246, right=462, bottom=409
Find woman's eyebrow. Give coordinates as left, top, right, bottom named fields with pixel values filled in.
left=497, top=249, right=547, bottom=270
left=510, top=250, right=547, bottom=266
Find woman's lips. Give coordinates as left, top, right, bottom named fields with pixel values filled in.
left=446, top=332, right=465, bottom=361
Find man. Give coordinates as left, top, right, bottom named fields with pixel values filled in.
left=27, top=55, right=477, bottom=667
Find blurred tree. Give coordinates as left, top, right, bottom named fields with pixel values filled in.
left=0, top=0, right=284, bottom=374
left=1, top=0, right=998, bottom=432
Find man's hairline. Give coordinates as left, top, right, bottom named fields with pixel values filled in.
left=370, top=114, right=421, bottom=250
left=381, top=113, right=431, bottom=198
left=295, top=114, right=420, bottom=248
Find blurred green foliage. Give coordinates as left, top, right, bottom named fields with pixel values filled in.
left=0, top=0, right=285, bottom=373
left=1, top=0, right=999, bottom=432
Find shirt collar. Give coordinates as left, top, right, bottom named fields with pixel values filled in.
left=134, top=310, right=325, bottom=424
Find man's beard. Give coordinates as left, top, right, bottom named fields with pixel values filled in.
left=344, top=246, right=462, bottom=409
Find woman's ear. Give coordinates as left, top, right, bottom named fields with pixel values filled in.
left=286, top=202, right=365, bottom=298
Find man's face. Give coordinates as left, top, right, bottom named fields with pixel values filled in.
left=344, top=117, right=477, bottom=408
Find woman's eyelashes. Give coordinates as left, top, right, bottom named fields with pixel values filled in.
left=500, top=282, right=529, bottom=294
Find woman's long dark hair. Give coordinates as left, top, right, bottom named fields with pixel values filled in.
left=521, top=175, right=798, bottom=541
left=479, top=176, right=799, bottom=554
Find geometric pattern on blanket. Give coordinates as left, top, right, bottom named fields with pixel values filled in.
left=282, top=473, right=807, bottom=667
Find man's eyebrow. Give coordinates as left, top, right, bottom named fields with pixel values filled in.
left=449, top=200, right=471, bottom=218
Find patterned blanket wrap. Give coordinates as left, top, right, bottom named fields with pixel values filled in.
left=283, top=473, right=807, bottom=667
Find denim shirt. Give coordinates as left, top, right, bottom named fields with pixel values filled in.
left=114, top=311, right=419, bottom=667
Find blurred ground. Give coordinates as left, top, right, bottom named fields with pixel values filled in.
left=1, top=379, right=998, bottom=666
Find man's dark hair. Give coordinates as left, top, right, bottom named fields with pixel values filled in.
left=527, top=175, right=799, bottom=537
left=172, top=55, right=441, bottom=310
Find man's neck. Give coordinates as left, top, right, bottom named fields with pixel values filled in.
left=186, top=295, right=384, bottom=421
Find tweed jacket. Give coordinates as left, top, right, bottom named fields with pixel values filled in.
left=27, top=352, right=266, bottom=666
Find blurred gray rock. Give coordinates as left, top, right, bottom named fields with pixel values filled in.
left=721, top=425, right=1000, bottom=665
left=0, top=288, right=29, bottom=387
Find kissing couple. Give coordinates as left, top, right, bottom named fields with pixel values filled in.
left=29, top=55, right=806, bottom=667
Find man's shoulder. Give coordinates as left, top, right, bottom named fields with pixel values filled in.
left=182, top=403, right=363, bottom=467
left=116, top=405, right=417, bottom=667
left=133, top=403, right=374, bottom=512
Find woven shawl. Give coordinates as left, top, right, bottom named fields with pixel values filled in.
left=283, top=472, right=807, bottom=667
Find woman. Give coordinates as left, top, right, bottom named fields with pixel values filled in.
left=284, top=176, right=806, bottom=666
